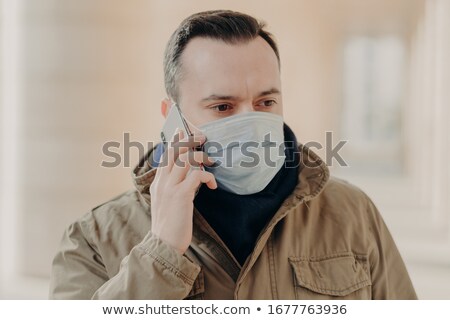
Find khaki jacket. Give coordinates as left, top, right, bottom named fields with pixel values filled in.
left=49, top=145, right=417, bottom=299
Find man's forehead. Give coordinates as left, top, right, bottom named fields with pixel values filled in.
left=178, top=36, right=281, bottom=97
left=180, top=36, right=280, bottom=72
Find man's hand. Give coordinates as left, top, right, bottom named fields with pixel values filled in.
left=150, top=130, right=217, bottom=255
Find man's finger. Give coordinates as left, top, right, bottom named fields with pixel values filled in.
left=180, top=169, right=217, bottom=193
left=169, top=151, right=214, bottom=185
left=160, top=129, right=183, bottom=174
left=171, top=134, right=206, bottom=161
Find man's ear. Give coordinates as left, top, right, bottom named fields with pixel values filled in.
left=161, top=98, right=171, bottom=118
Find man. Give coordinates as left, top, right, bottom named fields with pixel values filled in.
left=49, top=10, right=417, bottom=299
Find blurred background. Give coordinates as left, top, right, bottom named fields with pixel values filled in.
left=1, top=0, right=449, bottom=299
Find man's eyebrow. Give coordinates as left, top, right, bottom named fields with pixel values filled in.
left=201, top=94, right=237, bottom=102
left=258, top=88, right=281, bottom=97
left=200, top=88, right=281, bottom=102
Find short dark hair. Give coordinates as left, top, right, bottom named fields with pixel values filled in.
left=163, top=10, right=280, bottom=102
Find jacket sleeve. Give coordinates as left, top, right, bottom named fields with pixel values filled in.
left=365, top=197, right=418, bottom=299
left=49, top=216, right=201, bottom=300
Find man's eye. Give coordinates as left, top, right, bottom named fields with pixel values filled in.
left=213, top=104, right=232, bottom=112
left=260, top=100, right=276, bottom=107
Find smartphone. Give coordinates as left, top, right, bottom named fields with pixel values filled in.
left=161, top=103, right=204, bottom=171
left=161, top=103, right=193, bottom=145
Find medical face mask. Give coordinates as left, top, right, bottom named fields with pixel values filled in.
left=198, top=112, right=286, bottom=195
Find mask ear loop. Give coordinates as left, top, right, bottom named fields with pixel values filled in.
left=184, top=118, right=203, bottom=137
left=171, top=102, right=203, bottom=136
left=185, top=118, right=205, bottom=153
left=176, top=108, right=205, bottom=150
left=175, top=104, right=193, bottom=136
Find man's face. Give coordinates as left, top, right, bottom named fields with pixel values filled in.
left=164, top=36, right=283, bottom=127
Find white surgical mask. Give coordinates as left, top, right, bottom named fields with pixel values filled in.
left=198, top=112, right=285, bottom=195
